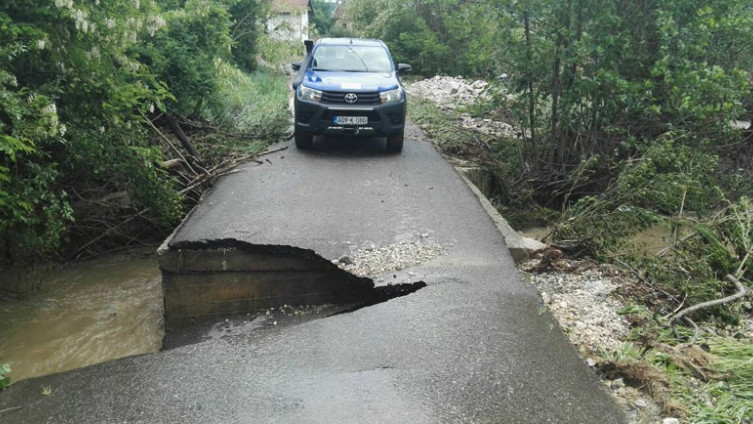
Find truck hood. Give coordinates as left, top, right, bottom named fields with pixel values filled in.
left=302, top=70, right=400, bottom=92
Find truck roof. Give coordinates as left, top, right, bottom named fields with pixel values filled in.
left=315, top=38, right=386, bottom=48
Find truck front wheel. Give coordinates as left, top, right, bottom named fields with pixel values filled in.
left=386, top=131, right=404, bottom=153
left=295, top=131, right=313, bottom=149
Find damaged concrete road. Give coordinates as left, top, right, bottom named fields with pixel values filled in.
left=0, top=123, right=626, bottom=423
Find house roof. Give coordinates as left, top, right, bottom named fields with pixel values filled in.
left=333, top=4, right=343, bottom=19
left=271, top=0, right=312, bottom=11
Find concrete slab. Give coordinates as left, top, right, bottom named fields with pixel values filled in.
left=0, top=123, right=626, bottom=423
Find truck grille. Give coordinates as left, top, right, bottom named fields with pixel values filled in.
left=321, top=91, right=381, bottom=105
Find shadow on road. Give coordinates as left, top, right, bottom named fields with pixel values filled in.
left=301, top=135, right=395, bottom=157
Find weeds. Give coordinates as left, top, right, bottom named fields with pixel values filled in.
left=409, top=77, right=753, bottom=422
left=210, top=63, right=290, bottom=137
left=197, top=62, right=290, bottom=163
left=0, top=361, right=9, bottom=389
left=407, top=93, right=546, bottom=227
left=672, top=338, right=753, bottom=423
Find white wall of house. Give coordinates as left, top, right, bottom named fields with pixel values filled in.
left=267, top=10, right=309, bottom=42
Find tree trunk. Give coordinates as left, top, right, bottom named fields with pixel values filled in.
left=166, top=113, right=201, bottom=162
left=524, top=6, right=537, bottom=153
left=549, top=39, right=562, bottom=166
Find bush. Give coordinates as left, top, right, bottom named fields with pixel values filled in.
left=138, top=0, right=233, bottom=117
left=0, top=0, right=270, bottom=262
left=554, top=135, right=721, bottom=254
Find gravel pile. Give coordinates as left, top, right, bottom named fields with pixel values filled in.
left=521, top=259, right=664, bottom=423
left=459, top=113, right=517, bottom=138
left=335, top=240, right=446, bottom=277
left=405, top=76, right=520, bottom=138
left=405, top=76, right=492, bottom=111
left=522, top=261, right=630, bottom=353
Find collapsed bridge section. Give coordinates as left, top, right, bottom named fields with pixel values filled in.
left=159, top=239, right=375, bottom=329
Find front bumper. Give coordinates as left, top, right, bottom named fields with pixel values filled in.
left=294, top=97, right=406, bottom=137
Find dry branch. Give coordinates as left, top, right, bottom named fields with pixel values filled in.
left=68, top=208, right=151, bottom=260
left=177, top=155, right=252, bottom=195
left=668, top=274, right=750, bottom=326
left=140, top=111, right=199, bottom=177
left=167, top=113, right=201, bottom=161
left=161, top=158, right=185, bottom=169
left=257, top=145, right=289, bottom=157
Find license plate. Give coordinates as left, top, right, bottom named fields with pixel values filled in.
left=334, top=116, right=368, bottom=125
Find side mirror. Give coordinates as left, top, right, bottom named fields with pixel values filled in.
left=291, top=61, right=302, bottom=71
left=397, top=63, right=412, bottom=74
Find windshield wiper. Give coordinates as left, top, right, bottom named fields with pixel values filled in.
left=347, top=47, right=370, bottom=72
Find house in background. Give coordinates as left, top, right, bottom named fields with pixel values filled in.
left=267, top=0, right=314, bottom=42
left=332, top=2, right=353, bottom=33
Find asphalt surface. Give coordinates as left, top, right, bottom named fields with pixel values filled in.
left=0, top=124, right=626, bottom=423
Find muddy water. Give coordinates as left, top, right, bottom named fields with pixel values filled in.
left=0, top=255, right=163, bottom=382
left=520, top=223, right=687, bottom=255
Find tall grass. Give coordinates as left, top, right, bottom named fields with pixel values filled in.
left=196, top=61, right=291, bottom=160
left=211, top=62, right=290, bottom=138
left=685, top=339, right=753, bottom=423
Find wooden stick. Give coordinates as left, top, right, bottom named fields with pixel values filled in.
left=68, top=208, right=150, bottom=260
left=614, top=258, right=682, bottom=305
left=161, top=158, right=184, bottom=169
left=140, top=111, right=198, bottom=176
left=257, top=145, right=289, bottom=157
left=669, top=274, right=750, bottom=326
left=167, top=113, right=201, bottom=161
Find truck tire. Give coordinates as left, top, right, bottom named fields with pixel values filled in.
left=386, top=131, right=404, bottom=153
left=295, top=131, right=313, bottom=149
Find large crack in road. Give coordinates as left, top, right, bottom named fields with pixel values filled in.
left=160, top=238, right=428, bottom=348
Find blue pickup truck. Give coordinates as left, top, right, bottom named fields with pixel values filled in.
left=291, top=38, right=411, bottom=152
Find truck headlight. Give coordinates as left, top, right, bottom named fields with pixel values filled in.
left=298, top=85, right=322, bottom=102
left=380, top=88, right=403, bottom=104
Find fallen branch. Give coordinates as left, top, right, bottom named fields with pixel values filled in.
left=67, top=208, right=151, bottom=260
left=140, top=111, right=199, bottom=177
left=656, top=232, right=697, bottom=258
left=161, top=158, right=185, bottom=169
left=684, top=317, right=699, bottom=345
left=257, top=145, right=288, bottom=157
left=177, top=155, right=252, bottom=195
left=614, top=258, right=682, bottom=305
left=167, top=113, right=201, bottom=162
left=668, top=274, right=750, bottom=326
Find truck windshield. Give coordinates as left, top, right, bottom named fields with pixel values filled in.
left=311, top=45, right=392, bottom=73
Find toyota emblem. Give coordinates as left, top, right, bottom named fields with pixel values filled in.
left=344, top=93, right=358, bottom=104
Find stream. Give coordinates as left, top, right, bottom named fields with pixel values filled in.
left=520, top=223, right=687, bottom=256
left=0, top=223, right=681, bottom=384
left=0, top=253, right=164, bottom=382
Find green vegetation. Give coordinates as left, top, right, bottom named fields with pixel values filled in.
left=362, top=0, right=753, bottom=308
left=310, top=0, right=338, bottom=36
left=601, top=313, right=753, bottom=422
left=342, top=0, right=505, bottom=77
left=0, top=361, right=9, bottom=389
left=0, top=0, right=290, bottom=263
left=200, top=64, right=291, bottom=161
left=370, top=0, right=753, bottom=420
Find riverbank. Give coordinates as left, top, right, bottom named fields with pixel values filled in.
left=522, top=251, right=753, bottom=424
left=405, top=76, right=753, bottom=423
